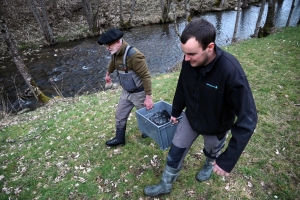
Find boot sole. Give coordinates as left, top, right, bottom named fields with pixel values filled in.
left=105, top=142, right=125, bottom=147
left=145, top=190, right=170, bottom=197
left=195, top=174, right=211, bottom=182
left=106, top=143, right=125, bottom=147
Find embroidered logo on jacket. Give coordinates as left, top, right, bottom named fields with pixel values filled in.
left=206, top=83, right=218, bottom=89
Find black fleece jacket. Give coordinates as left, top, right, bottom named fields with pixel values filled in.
left=171, top=45, right=257, bottom=172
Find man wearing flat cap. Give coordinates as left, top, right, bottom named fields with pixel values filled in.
left=98, top=28, right=153, bottom=147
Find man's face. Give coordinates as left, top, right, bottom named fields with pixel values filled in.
left=105, top=40, right=121, bottom=54
left=181, top=37, right=214, bottom=67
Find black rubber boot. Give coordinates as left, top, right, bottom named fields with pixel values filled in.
left=105, top=127, right=126, bottom=146
left=144, top=165, right=181, bottom=196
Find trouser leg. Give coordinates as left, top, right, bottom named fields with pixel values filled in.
left=196, top=131, right=229, bottom=181
left=166, top=111, right=229, bottom=181
left=127, top=91, right=148, bottom=138
left=115, top=92, right=135, bottom=129
left=106, top=92, right=134, bottom=146
left=167, top=112, right=200, bottom=169
left=127, top=91, right=145, bottom=111
left=115, top=90, right=146, bottom=128
left=202, top=131, right=228, bottom=159
left=144, top=113, right=199, bottom=196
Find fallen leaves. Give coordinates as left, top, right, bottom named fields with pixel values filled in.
left=187, top=189, right=196, bottom=197
left=225, top=183, right=230, bottom=191
left=248, top=181, right=253, bottom=188
left=113, top=148, right=121, bottom=154
left=75, top=176, right=87, bottom=183
left=274, top=147, right=286, bottom=155
left=150, top=155, right=159, bottom=167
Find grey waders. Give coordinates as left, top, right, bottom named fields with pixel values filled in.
left=144, top=165, right=181, bottom=196
left=196, top=157, right=215, bottom=181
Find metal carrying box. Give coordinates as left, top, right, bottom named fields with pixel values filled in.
left=135, top=101, right=183, bottom=150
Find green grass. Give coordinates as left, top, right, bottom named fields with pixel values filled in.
left=1, top=25, right=299, bottom=199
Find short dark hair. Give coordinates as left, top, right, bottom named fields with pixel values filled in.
left=180, top=18, right=216, bottom=50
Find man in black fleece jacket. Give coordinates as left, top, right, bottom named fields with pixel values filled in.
left=144, top=18, right=257, bottom=197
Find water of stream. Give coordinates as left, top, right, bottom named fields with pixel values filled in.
left=0, top=0, right=299, bottom=107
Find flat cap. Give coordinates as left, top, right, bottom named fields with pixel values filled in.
left=97, top=29, right=123, bottom=45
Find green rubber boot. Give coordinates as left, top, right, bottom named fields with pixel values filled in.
left=196, top=157, right=215, bottom=181
left=144, top=165, right=181, bottom=196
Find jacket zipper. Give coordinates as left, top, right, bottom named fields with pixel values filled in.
left=195, top=73, right=201, bottom=131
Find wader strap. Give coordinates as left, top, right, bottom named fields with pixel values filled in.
left=123, top=45, right=132, bottom=73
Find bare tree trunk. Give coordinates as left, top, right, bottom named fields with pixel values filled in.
left=241, top=0, right=249, bottom=8
left=93, top=0, right=102, bottom=32
left=129, top=0, right=136, bottom=24
left=185, top=0, right=191, bottom=24
left=51, top=0, right=58, bottom=9
left=286, top=0, right=296, bottom=27
left=0, top=15, right=51, bottom=104
left=81, top=0, right=94, bottom=32
left=232, top=0, right=241, bottom=42
left=215, top=0, right=229, bottom=10
left=39, top=0, right=54, bottom=43
left=259, top=0, right=276, bottom=37
left=119, top=0, right=124, bottom=26
left=27, top=0, right=55, bottom=44
left=95, top=0, right=113, bottom=32
left=170, top=0, right=180, bottom=37
left=50, top=0, right=58, bottom=18
left=253, top=0, right=266, bottom=37
left=169, top=0, right=192, bottom=37
left=167, top=0, right=172, bottom=11
left=160, top=0, right=172, bottom=22
left=160, top=0, right=165, bottom=19
left=160, top=0, right=166, bottom=22
left=220, top=0, right=225, bottom=7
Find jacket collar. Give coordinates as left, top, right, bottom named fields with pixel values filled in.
left=199, top=45, right=223, bottom=76
left=115, top=39, right=129, bottom=57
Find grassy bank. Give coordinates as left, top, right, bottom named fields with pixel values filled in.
left=0, top=25, right=299, bottom=199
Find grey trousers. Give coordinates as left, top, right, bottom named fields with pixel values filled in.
left=115, top=89, right=145, bottom=129
left=168, top=112, right=228, bottom=169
